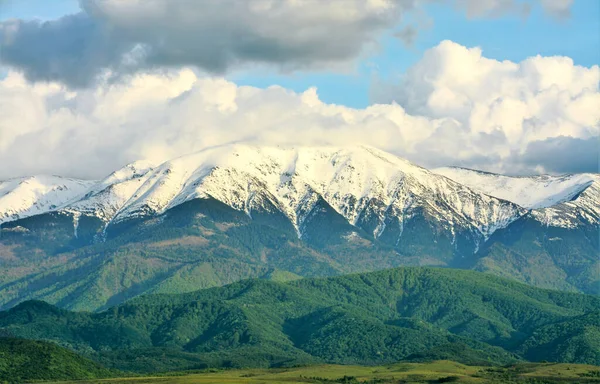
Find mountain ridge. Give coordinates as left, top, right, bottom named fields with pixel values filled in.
left=1, top=145, right=598, bottom=311
left=434, top=166, right=598, bottom=208
left=4, top=145, right=597, bottom=231
left=1, top=145, right=534, bottom=256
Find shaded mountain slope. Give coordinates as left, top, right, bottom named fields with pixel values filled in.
left=0, top=337, right=116, bottom=382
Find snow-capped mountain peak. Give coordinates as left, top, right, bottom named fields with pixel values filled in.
left=3, top=145, right=595, bottom=242
left=0, top=175, right=96, bottom=225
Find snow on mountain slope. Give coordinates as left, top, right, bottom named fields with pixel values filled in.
left=5, top=146, right=596, bottom=237
left=0, top=146, right=528, bottom=242
left=65, top=160, right=157, bottom=222
left=0, top=176, right=95, bottom=224
left=433, top=167, right=599, bottom=228
left=69, top=145, right=523, bottom=242
left=434, top=167, right=597, bottom=209
left=531, top=179, right=600, bottom=228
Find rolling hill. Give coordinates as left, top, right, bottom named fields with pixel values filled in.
left=0, top=267, right=598, bottom=373
left=0, top=337, right=116, bottom=382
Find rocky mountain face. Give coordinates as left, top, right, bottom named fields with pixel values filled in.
left=1, top=145, right=597, bottom=311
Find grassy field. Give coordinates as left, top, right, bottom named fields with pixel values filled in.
left=46, top=361, right=600, bottom=384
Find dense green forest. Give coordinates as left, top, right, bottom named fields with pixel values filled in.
left=0, top=337, right=116, bottom=382
left=0, top=267, right=598, bottom=374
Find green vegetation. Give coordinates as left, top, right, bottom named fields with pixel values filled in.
left=0, top=267, right=598, bottom=374
left=2, top=198, right=597, bottom=313
left=516, top=311, right=600, bottom=365
left=44, top=361, right=600, bottom=384
left=0, top=337, right=116, bottom=383
left=474, top=216, right=600, bottom=295
left=0, top=199, right=346, bottom=312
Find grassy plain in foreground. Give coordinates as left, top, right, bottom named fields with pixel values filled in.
left=45, top=361, right=600, bottom=384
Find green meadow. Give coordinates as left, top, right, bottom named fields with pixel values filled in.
left=47, top=361, right=600, bottom=384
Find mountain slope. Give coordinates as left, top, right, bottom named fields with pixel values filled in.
left=531, top=178, right=600, bottom=228
left=0, top=267, right=598, bottom=373
left=434, top=167, right=599, bottom=227
left=1, top=145, right=597, bottom=311
left=2, top=146, right=524, bottom=241
left=0, top=337, right=116, bottom=382
left=433, top=167, right=597, bottom=209
left=433, top=167, right=599, bottom=294
left=516, top=311, right=600, bottom=365
left=472, top=214, right=600, bottom=294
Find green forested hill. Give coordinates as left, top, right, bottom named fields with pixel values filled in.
left=516, top=311, right=600, bottom=365
left=0, top=337, right=116, bottom=382
left=0, top=267, right=598, bottom=373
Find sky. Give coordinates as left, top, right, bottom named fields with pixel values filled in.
left=0, top=0, right=598, bottom=179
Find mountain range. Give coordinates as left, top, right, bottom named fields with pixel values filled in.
left=1, top=145, right=598, bottom=311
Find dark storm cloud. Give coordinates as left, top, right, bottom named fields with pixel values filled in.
left=0, top=0, right=576, bottom=88
left=520, top=136, right=599, bottom=174
left=0, top=14, right=130, bottom=87
left=393, top=25, right=418, bottom=47
left=0, top=0, right=412, bottom=87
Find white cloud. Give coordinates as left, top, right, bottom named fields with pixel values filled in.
left=372, top=40, right=599, bottom=172
left=1, top=41, right=598, bottom=179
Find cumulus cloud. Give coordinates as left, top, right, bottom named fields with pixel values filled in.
left=0, top=68, right=427, bottom=178
left=0, top=41, right=597, bottom=179
left=0, top=0, right=578, bottom=87
left=372, top=40, right=600, bottom=173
